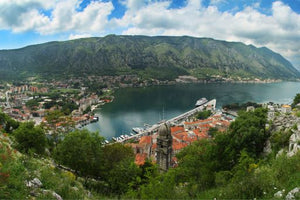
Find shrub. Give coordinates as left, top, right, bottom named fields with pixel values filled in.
left=13, top=122, right=46, bottom=155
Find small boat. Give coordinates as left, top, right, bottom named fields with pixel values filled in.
left=91, top=116, right=99, bottom=123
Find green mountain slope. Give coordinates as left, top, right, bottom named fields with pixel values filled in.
left=0, top=35, right=299, bottom=80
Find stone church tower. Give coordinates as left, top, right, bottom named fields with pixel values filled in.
left=156, top=123, right=173, bottom=172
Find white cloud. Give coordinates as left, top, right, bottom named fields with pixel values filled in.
left=0, top=0, right=52, bottom=31
left=123, top=0, right=146, bottom=12
left=69, top=33, right=93, bottom=40
left=0, top=0, right=114, bottom=34
left=37, top=0, right=114, bottom=34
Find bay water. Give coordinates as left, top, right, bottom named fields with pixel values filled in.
left=86, top=82, right=300, bottom=139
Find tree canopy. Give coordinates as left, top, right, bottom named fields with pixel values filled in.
left=0, top=112, right=19, bottom=133
left=13, top=121, right=46, bottom=155
left=54, top=129, right=104, bottom=177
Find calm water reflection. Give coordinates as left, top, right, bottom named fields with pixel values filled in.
left=86, top=82, right=300, bottom=139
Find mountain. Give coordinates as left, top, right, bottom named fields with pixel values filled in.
left=0, top=35, right=299, bottom=80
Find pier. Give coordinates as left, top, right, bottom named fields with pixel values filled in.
left=116, top=99, right=216, bottom=143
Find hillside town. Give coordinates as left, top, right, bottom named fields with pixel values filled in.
left=124, top=101, right=300, bottom=167
left=127, top=112, right=233, bottom=166
left=0, top=82, right=112, bottom=132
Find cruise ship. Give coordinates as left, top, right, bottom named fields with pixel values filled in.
left=195, top=98, right=208, bottom=107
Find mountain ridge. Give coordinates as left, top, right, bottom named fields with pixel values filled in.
left=0, top=35, right=299, bottom=80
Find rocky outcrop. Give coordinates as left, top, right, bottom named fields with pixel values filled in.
left=26, top=177, right=63, bottom=200
left=286, top=187, right=300, bottom=200
left=287, top=130, right=300, bottom=157
left=26, top=178, right=42, bottom=188
left=271, top=115, right=299, bottom=132
left=268, top=113, right=300, bottom=157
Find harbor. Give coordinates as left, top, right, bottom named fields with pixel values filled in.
left=111, top=98, right=216, bottom=143
left=84, top=82, right=300, bottom=140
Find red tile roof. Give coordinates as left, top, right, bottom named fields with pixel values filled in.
left=151, top=143, right=157, bottom=150
left=135, top=153, right=147, bottom=166
left=139, top=136, right=152, bottom=145
left=172, top=139, right=188, bottom=151
left=171, top=126, right=185, bottom=134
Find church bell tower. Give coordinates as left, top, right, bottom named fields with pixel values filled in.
left=156, top=123, right=173, bottom=172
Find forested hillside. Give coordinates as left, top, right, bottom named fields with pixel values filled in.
left=0, top=35, right=299, bottom=80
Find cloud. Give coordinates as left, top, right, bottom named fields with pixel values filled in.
left=0, top=0, right=52, bottom=32
left=69, top=33, right=93, bottom=40
left=37, top=0, right=114, bottom=34
left=0, top=0, right=114, bottom=34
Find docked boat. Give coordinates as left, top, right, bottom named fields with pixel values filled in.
left=195, top=98, right=208, bottom=107
left=90, top=116, right=99, bottom=123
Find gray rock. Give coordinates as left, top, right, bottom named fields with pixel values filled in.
left=32, top=178, right=42, bottom=187
left=42, top=190, right=63, bottom=200
left=276, top=149, right=285, bottom=158
left=26, top=178, right=42, bottom=188
left=274, top=190, right=284, bottom=198
left=286, top=187, right=300, bottom=200
left=263, top=140, right=272, bottom=155
left=52, top=191, right=63, bottom=200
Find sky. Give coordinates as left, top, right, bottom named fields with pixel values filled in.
left=0, top=0, right=299, bottom=69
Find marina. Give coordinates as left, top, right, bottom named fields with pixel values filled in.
left=112, top=98, right=216, bottom=143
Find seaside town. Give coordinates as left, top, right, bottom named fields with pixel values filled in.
left=0, top=83, right=106, bottom=130
left=0, top=74, right=280, bottom=126
left=0, top=77, right=297, bottom=167
left=125, top=100, right=297, bottom=166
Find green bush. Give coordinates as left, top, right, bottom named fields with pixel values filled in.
left=270, top=131, right=293, bottom=153
left=195, top=110, right=211, bottom=120
left=13, top=122, right=46, bottom=155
